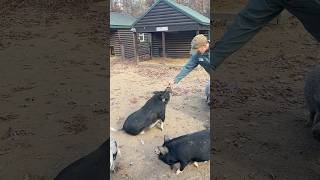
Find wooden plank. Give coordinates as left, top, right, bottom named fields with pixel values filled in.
left=148, top=31, right=197, bottom=58
left=152, top=35, right=161, bottom=57
left=149, top=33, right=153, bottom=60
left=165, top=30, right=196, bottom=58
left=119, top=29, right=135, bottom=59
left=138, top=14, right=186, bottom=22
left=135, top=23, right=205, bottom=33
left=162, top=32, right=166, bottom=62
left=117, top=31, right=124, bottom=58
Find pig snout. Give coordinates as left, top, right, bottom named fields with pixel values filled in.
left=165, top=86, right=172, bottom=93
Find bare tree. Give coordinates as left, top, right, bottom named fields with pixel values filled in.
left=110, top=0, right=210, bottom=17
left=110, top=0, right=122, bottom=12
left=173, top=0, right=210, bottom=17
left=189, top=0, right=210, bottom=17
left=145, top=0, right=155, bottom=7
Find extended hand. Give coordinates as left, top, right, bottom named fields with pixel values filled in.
left=168, top=80, right=175, bottom=87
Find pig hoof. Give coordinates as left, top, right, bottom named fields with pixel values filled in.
left=175, top=169, right=182, bottom=175
left=193, top=162, right=199, bottom=168
left=140, top=131, right=145, bottom=135
left=158, top=122, right=164, bottom=131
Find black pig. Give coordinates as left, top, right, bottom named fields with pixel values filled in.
left=54, top=139, right=109, bottom=180
left=123, top=87, right=171, bottom=135
left=158, top=129, right=210, bottom=174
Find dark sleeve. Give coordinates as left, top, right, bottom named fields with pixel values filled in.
left=174, top=55, right=199, bottom=84
left=211, top=0, right=284, bottom=70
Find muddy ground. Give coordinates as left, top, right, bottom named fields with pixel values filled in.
left=110, top=59, right=210, bottom=180
left=212, top=10, right=320, bottom=180
left=0, top=2, right=108, bottom=179
left=213, top=0, right=247, bottom=12
left=1, top=1, right=320, bottom=180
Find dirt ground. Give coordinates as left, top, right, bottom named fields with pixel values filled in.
left=0, top=2, right=107, bottom=179
left=213, top=0, right=247, bottom=12
left=1, top=1, right=320, bottom=180
left=110, top=59, right=210, bottom=179
left=139, top=57, right=188, bottom=66
left=212, top=9, right=320, bottom=180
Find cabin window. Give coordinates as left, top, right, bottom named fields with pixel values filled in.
left=138, top=33, right=145, bottom=42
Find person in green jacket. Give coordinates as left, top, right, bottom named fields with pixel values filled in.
left=169, top=34, right=212, bottom=105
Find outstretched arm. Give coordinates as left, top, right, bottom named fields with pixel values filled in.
left=211, top=0, right=284, bottom=71
left=174, top=55, right=199, bottom=84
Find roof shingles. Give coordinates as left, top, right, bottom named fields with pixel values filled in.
left=133, top=0, right=210, bottom=26
left=165, top=0, right=209, bottom=25
left=110, top=12, right=137, bottom=29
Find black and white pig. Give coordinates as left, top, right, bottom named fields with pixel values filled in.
left=110, top=137, right=119, bottom=172
left=54, top=139, right=111, bottom=180
left=305, top=65, right=320, bottom=141
left=158, top=129, right=210, bottom=175
left=123, top=87, right=172, bottom=135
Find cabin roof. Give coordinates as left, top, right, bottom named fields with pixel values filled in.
left=110, top=12, right=137, bottom=29
left=133, top=0, right=210, bottom=26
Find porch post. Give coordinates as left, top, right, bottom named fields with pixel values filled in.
left=149, top=33, right=153, bottom=60
left=133, top=32, right=139, bottom=63
left=162, top=31, right=166, bottom=64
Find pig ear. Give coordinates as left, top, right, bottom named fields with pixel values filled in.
left=153, top=91, right=161, bottom=95
left=164, top=135, right=171, bottom=143
left=158, top=146, right=169, bottom=155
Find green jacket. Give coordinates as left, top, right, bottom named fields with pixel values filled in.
left=174, top=52, right=212, bottom=84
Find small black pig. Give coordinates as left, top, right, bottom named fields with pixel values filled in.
left=305, top=65, right=320, bottom=141
left=123, top=87, right=172, bottom=135
left=54, top=139, right=109, bottom=180
left=158, top=129, right=210, bottom=174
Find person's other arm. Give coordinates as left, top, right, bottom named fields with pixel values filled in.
left=211, top=0, right=284, bottom=70
left=174, top=55, right=199, bottom=84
